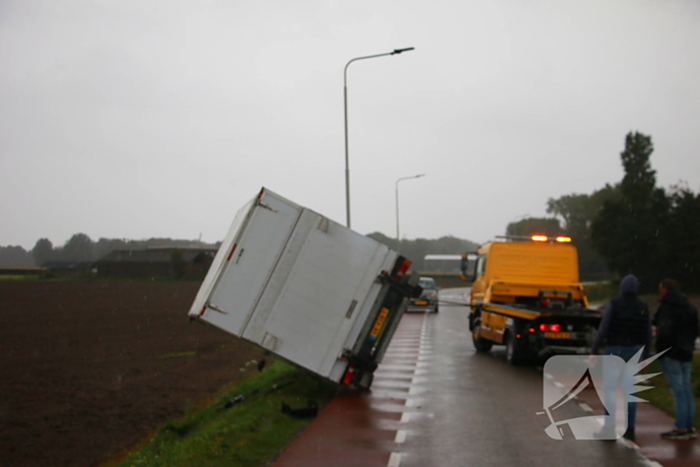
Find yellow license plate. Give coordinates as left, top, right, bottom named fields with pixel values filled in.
left=545, top=331, right=571, bottom=339
left=414, top=300, right=428, bottom=305
left=370, top=307, right=391, bottom=339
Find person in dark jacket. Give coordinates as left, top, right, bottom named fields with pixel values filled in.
left=591, top=274, right=653, bottom=441
left=654, top=279, right=699, bottom=440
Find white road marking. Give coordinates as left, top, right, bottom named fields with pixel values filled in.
left=387, top=452, right=402, bottom=467
left=395, top=430, right=407, bottom=443
left=388, top=313, right=429, bottom=467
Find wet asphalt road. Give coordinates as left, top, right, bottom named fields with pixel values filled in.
left=274, top=288, right=655, bottom=467
left=385, top=288, right=651, bottom=467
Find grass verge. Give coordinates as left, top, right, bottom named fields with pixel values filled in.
left=583, top=282, right=617, bottom=305
left=0, top=274, right=41, bottom=281
left=107, top=361, right=337, bottom=467
left=586, top=283, right=700, bottom=427
left=641, top=354, right=700, bottom=429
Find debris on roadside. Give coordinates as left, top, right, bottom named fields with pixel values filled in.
left=281, top=400, right=318, bottom=418
left=243, top=358, right=266, bottom=372
left=224, top=395, right=245, bottom=409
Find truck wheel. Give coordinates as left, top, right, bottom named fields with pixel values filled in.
left=505, top=332, right=527, bottom=365
left=357, top=371, right=374, bottom=390
left=434, top=304, right=439, bottom=313
left=472, top=320, right=493, bottom=352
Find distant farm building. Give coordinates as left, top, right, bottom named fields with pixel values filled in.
left=0, top=266, right=47, bottom=277
left=95, top=248, right=217, bottom=279
left=41, top=261, right=94, bottom=276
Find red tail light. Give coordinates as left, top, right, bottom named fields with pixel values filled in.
left=394, top=259, right=412, bottom=280
left=539, top=324, right=562, bottom=332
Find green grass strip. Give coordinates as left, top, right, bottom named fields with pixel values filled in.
left=583, top=282, right=617, bottom=304
left=114, top=361, right=337, bottom=467
left=0, top=275, right=41, bottom=281
left=641, top=354, right=700, bottom=429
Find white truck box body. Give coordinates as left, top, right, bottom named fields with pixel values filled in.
left=188, top=188, right=411, bottom=383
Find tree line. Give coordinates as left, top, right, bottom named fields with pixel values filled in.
left=1, top=231, right=479, bottom=272
left=367, top=233, right=480, bottom=271
left=4, top=132, right=697, bottom=292
left=0, top=235, right=220, bottom=268
left=507, top=131, right=700, bottom=292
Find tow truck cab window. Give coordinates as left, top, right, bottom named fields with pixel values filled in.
left=475, top=255, right=487, bottom=278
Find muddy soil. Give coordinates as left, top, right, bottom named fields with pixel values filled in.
left=0, top=281, right=266, bottom=467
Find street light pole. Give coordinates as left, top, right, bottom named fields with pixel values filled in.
left=396, top=174, right=425, bottom=243
left=344, top=47, right=415, bottom=228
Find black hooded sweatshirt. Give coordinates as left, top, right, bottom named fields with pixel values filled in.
left=654, top=289, right=699, bottom=362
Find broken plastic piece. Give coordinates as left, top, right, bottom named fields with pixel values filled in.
left=224, top=394, right=245, bottom=409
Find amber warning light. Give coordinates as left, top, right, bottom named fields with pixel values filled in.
left=530, top=235, right=572, bottom=243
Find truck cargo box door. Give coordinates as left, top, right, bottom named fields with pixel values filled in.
left=201, top=193, right=302, bottom=336
left=260, top=220, right=390, bottom=377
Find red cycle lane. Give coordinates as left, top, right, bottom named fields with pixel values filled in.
left=272, top=313, right=426, bottom=467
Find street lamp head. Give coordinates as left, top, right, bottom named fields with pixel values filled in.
left=344, top=46, right=415, bottom=228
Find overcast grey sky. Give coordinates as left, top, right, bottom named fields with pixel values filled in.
left=1, top=0, right=699, bottom=250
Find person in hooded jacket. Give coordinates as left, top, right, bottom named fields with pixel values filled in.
left=654, top=278, right=699, bottom=440
left=591, top=274, right=653, bottom=441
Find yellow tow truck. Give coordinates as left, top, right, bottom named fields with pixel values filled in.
left=468, top=235, right=601, bottom=365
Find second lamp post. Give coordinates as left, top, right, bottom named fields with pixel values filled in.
left=396, top=174, right=425, bottom=243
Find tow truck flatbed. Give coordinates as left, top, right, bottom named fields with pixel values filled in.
left=468, top=236, right=602, bottom=364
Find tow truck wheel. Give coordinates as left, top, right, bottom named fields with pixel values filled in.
left=472, top=320, right=493, bottom=352
left=505, top=332, right=526, bottom=365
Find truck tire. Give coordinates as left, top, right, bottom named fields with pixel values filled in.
left=505, top=331, right=527, bottom=365
left=357, top=371, right=374, bottom=390
left=472, top=319, right=493, bottom=352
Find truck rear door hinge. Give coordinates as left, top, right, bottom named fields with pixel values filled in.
left=256, top=200, right=278, bottom=212
left=207, top=303, right=229, bottom=315
left=317, top=217, right=330, bottom=233
left=345, top=299, right=358, bottom=319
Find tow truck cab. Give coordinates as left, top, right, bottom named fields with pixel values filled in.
left=469, top=235, right=601, bottom=364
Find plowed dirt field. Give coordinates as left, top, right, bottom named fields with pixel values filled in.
left=0, top=281, right=265, bottom=467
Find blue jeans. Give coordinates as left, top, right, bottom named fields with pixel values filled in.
left=659, top=356, right=695, bottom=430
left=603, top=345, right=644, bottom=432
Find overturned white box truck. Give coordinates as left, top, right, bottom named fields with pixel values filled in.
left=188, top=188, right=418, bottom=388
